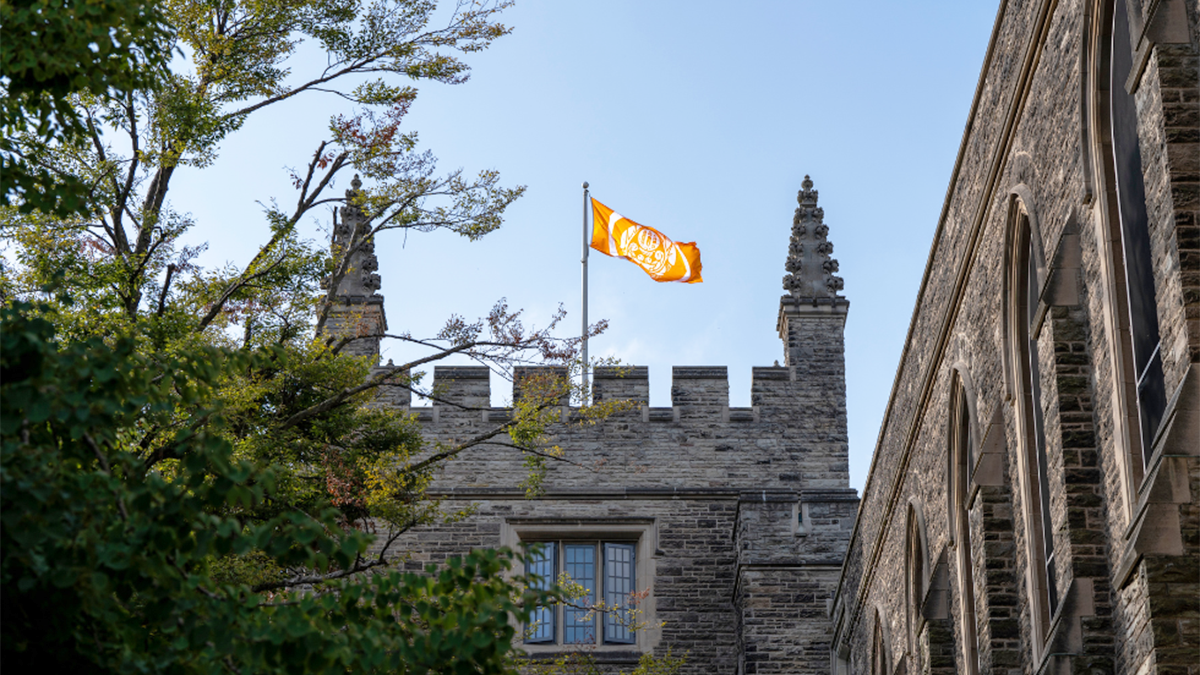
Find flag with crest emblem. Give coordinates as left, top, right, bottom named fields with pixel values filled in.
left=589, top=198, right=703, bottom=283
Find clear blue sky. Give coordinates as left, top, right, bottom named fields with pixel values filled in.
left=172, top=1, right=999, bottom=493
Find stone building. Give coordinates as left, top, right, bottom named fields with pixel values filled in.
left=829, top=1, right=1198, bottom=674
left=327, top=177, right=859, bottom=672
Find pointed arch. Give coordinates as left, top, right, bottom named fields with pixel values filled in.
left=1001, top=184, right=1049, bottom=401
left=947, top=368, right=982, bottom=675
left=871, top=607, right=893, bottom=675
left=1084, top=0, right=1170, bottom=510
left=1003, top=189, right=1059, bottom=651
left=904, top=500, right=931, bottom=659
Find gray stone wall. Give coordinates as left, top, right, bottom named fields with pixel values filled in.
left=338, top=177, right=860, bottom=673
left=734, top=491, right=857, bottom=674
left=372, top=495, right=741, bottom=670
left=385, top=355, right=857, bottom=673
left=324, top=298, right=386, bottom=357
left=408, top=363, right=851, bottom=494
left=832, top=1, right=1198, bottom=674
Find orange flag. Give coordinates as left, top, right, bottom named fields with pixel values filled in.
left=590, top=198, right=703, bottom=283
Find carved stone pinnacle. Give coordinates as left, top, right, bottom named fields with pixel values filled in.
left=781, top=175, right=844, bottom=301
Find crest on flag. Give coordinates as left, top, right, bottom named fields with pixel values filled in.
left=590, top=198, right=702, bottom=283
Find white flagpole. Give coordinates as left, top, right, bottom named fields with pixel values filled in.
left=581, top=181, right=590, bottom=404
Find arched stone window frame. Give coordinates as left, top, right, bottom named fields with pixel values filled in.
left=1000, top=183, right=1051, bottom=399
left=1001, top=188, right=1059, bottom=653
left=947, top=367, right=981, bottom=675
left=871, top=607, right=892, bottom=675
left=904, top=500, right=930, bottom=659
left=1083, top=0, right=1171, bottom=514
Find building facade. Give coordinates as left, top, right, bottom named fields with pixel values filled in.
left=830, top=1, right=1198, bottom=674
left=328, top=177, right=859, bottom=673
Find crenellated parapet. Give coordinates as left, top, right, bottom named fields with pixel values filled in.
left=512, top=366, right=569, bottom=406
left=407, top=364, right=849, bottom=427
left=671, top=367, right=729, bottom=420
left=592, top=366, right=650, bottom=406
left=407, top=360, right=850, bottom=492
left=430, top=365, right=491, bottom=414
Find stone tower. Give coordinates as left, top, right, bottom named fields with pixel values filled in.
left=776, top=174, right=851, bottom=458
left=733, top=176, right=856, bottom=673
left=330, top=177, right=858, bottom=673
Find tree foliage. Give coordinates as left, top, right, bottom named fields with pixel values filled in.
left=1, top=0, right=174, bottom=216
left=0, top=301, right=548, bottom=673
left=0, top=0, right=565, bottom=547
left=0, top=0, right=672, bottom=671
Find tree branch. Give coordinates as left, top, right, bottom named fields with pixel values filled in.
left=250, top=557, right=391, bottom=593
left=156, top=264, right=177, bottom=317
left=111, top=92, right=141, bottom=246
left=223, top=60, right=369, bottom=121
left=276, top=341, right=487, bottom=430
left=142, top=413, right=214, bottom=471
left=83, top=433, right=130, bottom=520
left=403, top=421, right=516, bottom=475
left=194, top=254, right=288, bottom=333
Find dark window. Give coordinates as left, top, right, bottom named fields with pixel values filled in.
left=1110, top=0, right=1167, bottom=464
left=526, top=543, right=557, bottom=643
left=1012, top=222, right=1060, bottom=629
left=1022, top=229, right=1060, bottom=614
left=951, top=380, right=980, bottom=675
left=872, top=614, right=889, bottom=675
left=524, top=540, right=637, bottom=646
left=906, top=510, right=926, bottom=656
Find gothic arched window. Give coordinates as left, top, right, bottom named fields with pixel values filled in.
left=871, top=611, right=890, bottom=675
left=949, top=375, right=980, bottom=675
left=1108, top=0, right=1167, bottom=467
left=1011, top=213, right=1059, bottom=634
left=905, top=504, right=928, bottom=656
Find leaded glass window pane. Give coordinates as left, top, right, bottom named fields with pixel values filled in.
left=522, top=539, right=640, bottom=647
left=603, top=543, right=636, bottom=644
left=564, top=544, right=597, bottom=644
left=525, top=543, right=556, bottom=643
left=1110, top=0, right=1166, bottom=464
left=1022, top=231, right=1059, bottom=618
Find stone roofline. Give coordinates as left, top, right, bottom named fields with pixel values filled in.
left=371, top=363, right=837, bottom=415
left=423, top=486, right=860, bottom=501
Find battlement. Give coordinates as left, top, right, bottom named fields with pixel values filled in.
left=593, top=366, right=650, bottom=405
left=405, top=363, right=833, bottom=424
left=430, top=366, right=491, bottom=410
left=512, top=366, right=569, bottom=405
left=671, top=366, right=729, bottom=419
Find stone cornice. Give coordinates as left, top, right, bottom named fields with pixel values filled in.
left=426, top=487, right=861, bottom=501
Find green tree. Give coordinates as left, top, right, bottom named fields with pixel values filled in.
left=0, top=300, right=550, bottom=673
left=0, top=0, right=573, bottom=557
left=0, top=0, right=678, bottom=671
left=1, top=0, right=174, bottom=216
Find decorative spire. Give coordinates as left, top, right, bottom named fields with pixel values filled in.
left=782, top=175, right=844, bottom=301
left=326, top=174, right=381, bottom=296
